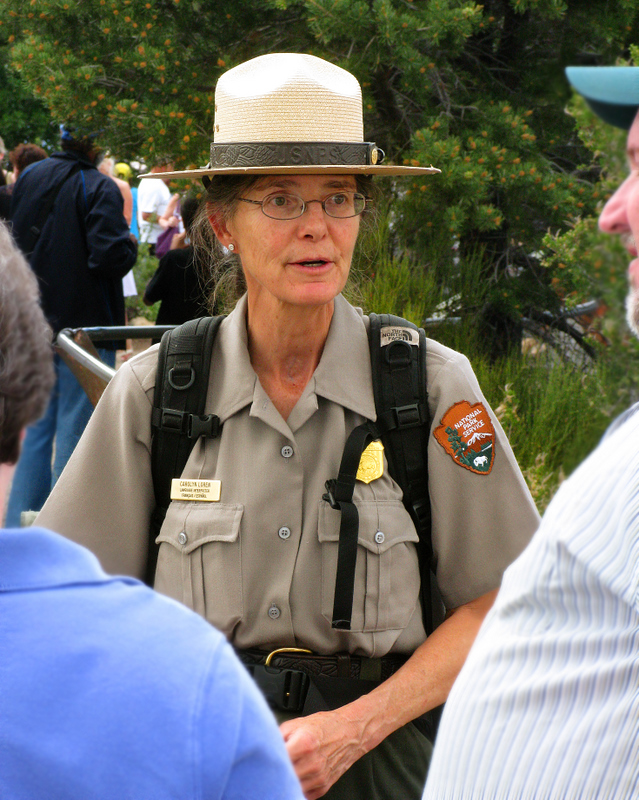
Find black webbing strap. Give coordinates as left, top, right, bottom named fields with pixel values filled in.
left=327, top=314, right=437, bottom=634
left=325, top=421, right=379, bottom=629
left=368, top=313, right=436, bottom=633
left=147, top=315, right=224, bottom=585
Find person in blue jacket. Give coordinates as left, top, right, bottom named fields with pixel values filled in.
left=5, top=124, right=138, bottom=526
left=0, top=220, right=303, bottom=800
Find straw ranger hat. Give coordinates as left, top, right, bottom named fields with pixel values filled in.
left=143, top=53, right=439, bottom=180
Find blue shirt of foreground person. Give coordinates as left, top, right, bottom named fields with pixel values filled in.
left=0, top=220, right=303, bottom=800
left=1, top=531, right=305, bottom=800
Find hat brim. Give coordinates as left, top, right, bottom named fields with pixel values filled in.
left=140, top=164, right=440, bottom=180
left=566, top=66, right=639, bottom=130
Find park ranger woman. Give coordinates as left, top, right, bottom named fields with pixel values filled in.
left=38, top=53, right=539, bottom=799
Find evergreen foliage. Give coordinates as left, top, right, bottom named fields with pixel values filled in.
left=0, top=57, right=53, bottom=151
left=2, top=0, right=639, bottom=508
left=2, top=2, right=635, bottom=301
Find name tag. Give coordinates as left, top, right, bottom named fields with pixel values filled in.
left=170, top=479, right=221, bottom=502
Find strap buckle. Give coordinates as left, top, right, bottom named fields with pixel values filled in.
left=322, top=479, right=340, bottom=510
left=158, top=408, right=188, bottom=434
left=187, top=413, right=221, bottom=439
left=393, top=402, right=423, bottom=429
left=154, top=408, right=221, bottom=439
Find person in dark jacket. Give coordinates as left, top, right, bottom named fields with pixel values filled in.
left=143, top=196, right=212, bottom=326
left=4, top=125, right=137, bottom=527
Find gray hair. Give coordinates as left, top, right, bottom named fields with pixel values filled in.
left=0, top=223, right=54, bottom=464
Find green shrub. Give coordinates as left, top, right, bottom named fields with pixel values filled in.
left=357, top=225, right=631, bottom=513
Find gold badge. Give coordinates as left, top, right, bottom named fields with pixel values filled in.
left=356, top=440, right=384, bottom=484
left=170, top=479, right=221, bottom=502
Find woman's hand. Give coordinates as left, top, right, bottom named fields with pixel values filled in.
left=159, top=214, right=179, bottom=230
left=280, top=708, right=366, bottom=799
left=279, top=588, right=499, bottom=797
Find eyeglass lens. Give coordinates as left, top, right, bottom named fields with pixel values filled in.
left=261, top=192, right=366, bottom=219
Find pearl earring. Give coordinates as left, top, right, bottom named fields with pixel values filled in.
left=228, top=243, right=235, bottom=252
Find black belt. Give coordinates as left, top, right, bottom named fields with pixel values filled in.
left=237, top=647, right=407, bottom=713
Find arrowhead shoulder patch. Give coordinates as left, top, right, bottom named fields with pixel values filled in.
left=433, top=401, right=495, bottom=475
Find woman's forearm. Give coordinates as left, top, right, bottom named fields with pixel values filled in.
left=343, top=587, right=499, bottom=752
left=280, top=588, right=498, bottom=797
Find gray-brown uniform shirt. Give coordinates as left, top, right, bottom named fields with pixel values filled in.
left=38, top=294, right=539, bottom=657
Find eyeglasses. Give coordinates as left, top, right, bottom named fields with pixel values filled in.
left=238, top=191, right=369, bottom=220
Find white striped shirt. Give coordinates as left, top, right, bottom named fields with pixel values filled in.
left=423, top=405, right=639, bottom=800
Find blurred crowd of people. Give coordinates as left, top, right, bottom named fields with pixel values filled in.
left=0, top=127, right=210, bottom=527
left=0, top=132, right=209, bottom=330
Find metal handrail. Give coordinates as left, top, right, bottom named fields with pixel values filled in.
left=56, top=331, right=117, bottom=382
left=54, top=325, right=177, bottom=406
left=71, top=325, right=176, bottom=342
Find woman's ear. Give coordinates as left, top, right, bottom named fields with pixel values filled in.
left=207, top=206, right=233, bottom=250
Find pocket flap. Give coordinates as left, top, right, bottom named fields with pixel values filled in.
left=318, top=500, right=419, bottom=554
left=157, top=502, right=244, bottom=554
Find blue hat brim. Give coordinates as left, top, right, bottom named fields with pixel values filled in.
left=565, top=66, right=639, bottom=130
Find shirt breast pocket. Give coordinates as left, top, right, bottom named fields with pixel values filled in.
left=154, top=501, right=244, bottom=638
left=318, top=499, right=421, bottom=633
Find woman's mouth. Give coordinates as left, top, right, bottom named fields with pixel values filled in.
left=296, top=260, right=329, bottom=268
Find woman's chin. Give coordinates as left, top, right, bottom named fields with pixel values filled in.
left=277, top=276, right=346, bottom=308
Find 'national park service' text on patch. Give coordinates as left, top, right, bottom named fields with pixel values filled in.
left=433, top=401, right=495, bottom=475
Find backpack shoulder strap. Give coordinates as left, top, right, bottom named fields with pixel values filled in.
left=146, top=315, right=224, bottom=584
left=368, top=313, right=439, bottom=634
left=327, top=312, right=438, bottom=633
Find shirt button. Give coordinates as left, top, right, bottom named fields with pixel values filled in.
left=278, top=526, right=291, bottom=540
left=268, top=604, right=281, bottom=620
left=374, top=531, right=385, bottom=544
left=281, top=445, right=294, bottom=459
left=177, top=531, right=188, bottom=545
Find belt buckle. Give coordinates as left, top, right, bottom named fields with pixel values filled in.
left=265, top=647, right=312, bottom=667
left=250, top=647, right=313, bottom=712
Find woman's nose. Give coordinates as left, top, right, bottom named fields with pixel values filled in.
left=599, top=174, right=632, bottom=235
left=298, top=199, right=328, bottom=235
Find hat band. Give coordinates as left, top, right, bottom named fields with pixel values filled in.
left=209, top=141, right=383, bottom=168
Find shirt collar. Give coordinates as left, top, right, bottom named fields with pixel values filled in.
left=313, top=295, right=375, bottom=418
left=209, top=293, right=375, bottom=424
left=53, top=150, right=97, bottom=169
left=0, top=528, right=131, bottom=592
left=207, top=294, right=258, bottom=423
